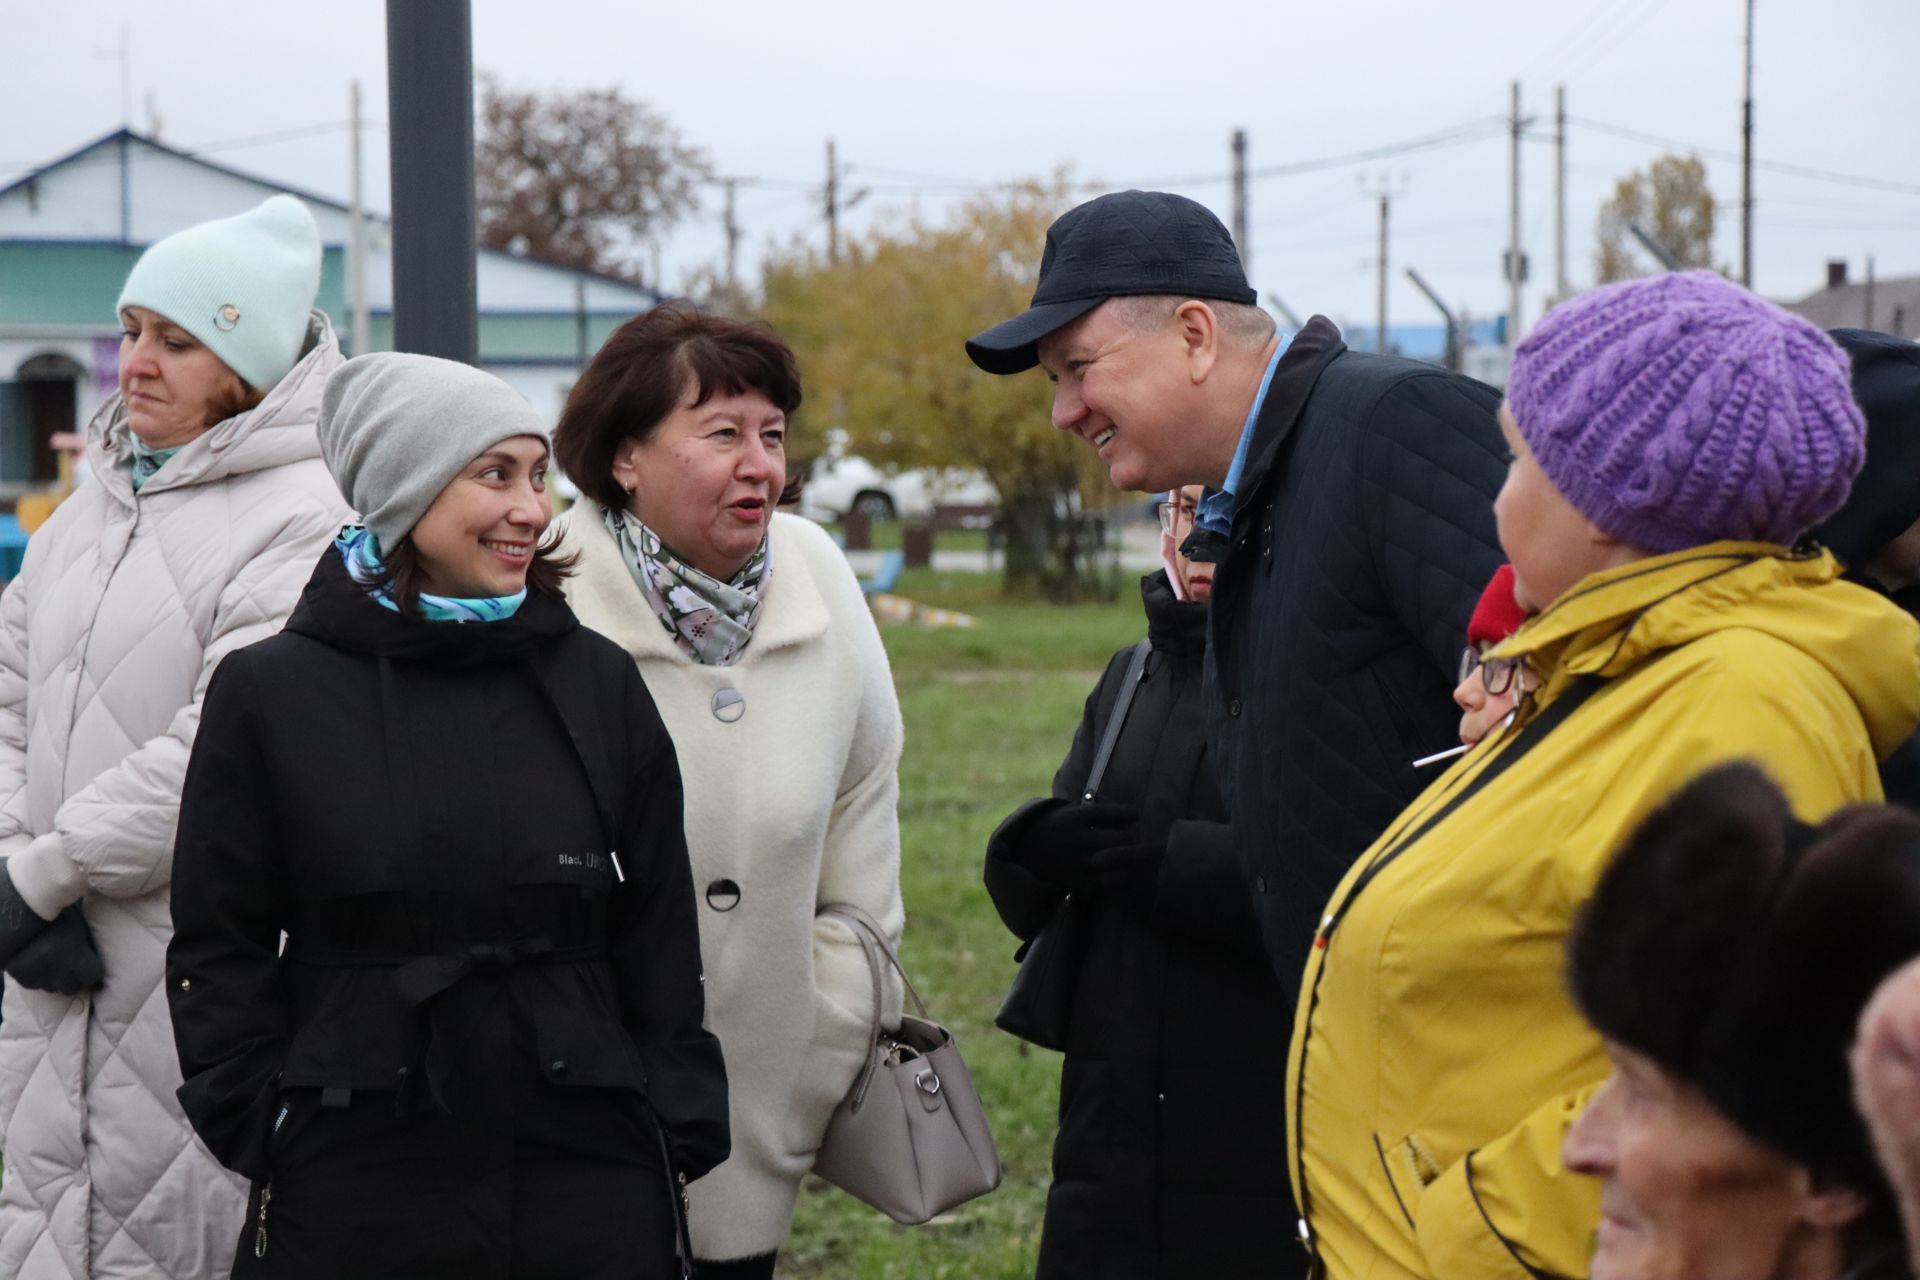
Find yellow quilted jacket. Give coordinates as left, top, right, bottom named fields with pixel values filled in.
left=1286, top=542, right=1920, bottom=1280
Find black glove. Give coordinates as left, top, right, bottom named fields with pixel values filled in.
left=7, top=905, right=104, bottom=994
left=1083, top=842, right=1165, bottom=899
left=1018, top=801, right=1142, bottom=893
left=0, top=862, right=53, bottom=968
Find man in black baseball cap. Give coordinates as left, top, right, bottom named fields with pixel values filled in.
left=967, top=189, right=1510, bottom=1035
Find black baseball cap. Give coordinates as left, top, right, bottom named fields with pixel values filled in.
left=965, top=190, right=1257, bottom=375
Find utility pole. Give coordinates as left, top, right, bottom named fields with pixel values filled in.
left=1554, top=85, right=1568, bottom=305
left=347, top=80, right=371, bottom=357
left=1231, top=128, right=1250, bottom=278
left=1507, top=80, right=1527, bottom=344
left=723, top=177, right=741, bottom=292
left=1362, top=175, right=1406, bottom=353
left=825, top=138, right=840, bottom=266
left=385, top=0, right=478, bottom=363
left=1741, top=0, right=1755, bottom=287
left=1865, top=256, right=1877, bottom=329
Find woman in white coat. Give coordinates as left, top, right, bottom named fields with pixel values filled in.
left=551, top=303, right=904, bottom=1278
left=0, top=195, right=352, bottom=1279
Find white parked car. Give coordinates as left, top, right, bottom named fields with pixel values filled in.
left=800, top=429, right=998, bottom=523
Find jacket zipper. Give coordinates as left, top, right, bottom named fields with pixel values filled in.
left=253, top=1181, right=272, bottom=1259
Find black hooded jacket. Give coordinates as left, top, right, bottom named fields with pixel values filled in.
left=166, top=550, right=728, bottom=1273
left=1813, top=328, right=1920, bottom=806
left=1186, top=317, right=1507, bottom=995
left=986, top=573, right=1298, bottom=1280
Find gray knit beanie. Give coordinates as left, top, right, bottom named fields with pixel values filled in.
left=318, top=353, right=551, bottom=551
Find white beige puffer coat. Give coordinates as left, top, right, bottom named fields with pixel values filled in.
left=555, top=504, right=904, bottom=1262
left=0, top=313, right=352, bottom=1279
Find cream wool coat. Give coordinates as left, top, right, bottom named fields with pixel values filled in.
left=554, top=502, right=904, bottom=1261
left=0, top=314, right=352, bottom=1279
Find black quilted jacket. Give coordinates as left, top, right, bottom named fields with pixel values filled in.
left=1198, top=316, right=1507, bottom=1000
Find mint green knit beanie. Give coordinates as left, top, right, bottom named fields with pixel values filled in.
left=116, top=194, right=322, bottom=390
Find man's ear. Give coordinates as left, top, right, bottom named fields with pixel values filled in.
left=1174, top=300, right=1220, bottom=385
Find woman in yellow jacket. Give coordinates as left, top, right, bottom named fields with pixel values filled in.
left=1286, top=271, right=1920, bottom=1280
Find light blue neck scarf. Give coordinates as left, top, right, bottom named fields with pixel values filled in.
left=334, top=525, right=526, bottom=623
left=129, top=438, right=181, bottom=494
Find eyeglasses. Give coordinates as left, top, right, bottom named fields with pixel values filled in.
left=1458, top=646, right=1524, bottom=696
left=1156, top=502, right=1199, bottom=536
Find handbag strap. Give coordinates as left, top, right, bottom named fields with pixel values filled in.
left=1083, top=640, right=1152, bottom=802
left=818, top=902, right=931, bottom=1110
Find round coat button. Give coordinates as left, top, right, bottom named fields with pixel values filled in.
left=1255, top=876, right=1268, bottom=894
left=549, top=1060, right=567, bottom=1077
left=705, top=878, right=742, bottom=911
left=711, top=688, right=746, bottom=723
left=1230, top=699, right=1242, bottom=717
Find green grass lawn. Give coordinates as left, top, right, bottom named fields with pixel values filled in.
left=822, top=522, right=993, bottom=554
left=780, top=572, right=1147, bottom=1278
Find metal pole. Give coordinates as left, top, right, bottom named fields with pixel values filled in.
left=1865, top=256, right=1877, bottom=329
left=1741, top=0, right=1755, bottom=288
left=576, top=279, right=589, bottom=368
left=826, top=139, right=840, bottom=265
left=1266, top=295, right=1305, bottom=331
left=1406, top=267, right=1459, bottom=372
left=1508, top=81, right=1524, bottom=343
left=724, top=177, right=740, bottom=292
left=1231, top=128, right=1250, bottom=279
left=384, top=0, right=478, bottom=363
left=348, top=80, right=371, bottom=356
left=1376, top=193, right=1390, bottom=353
left=1628, top=221, right=1685, bottom=272
left=1555, top=85, right=1568, bottom=304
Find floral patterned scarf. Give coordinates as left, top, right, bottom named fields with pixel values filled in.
left=604, top=506, right=770, bottom=666
left=335, top=524, right=526, bottom=623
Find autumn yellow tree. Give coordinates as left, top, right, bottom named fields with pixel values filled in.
left=1595, top=154, right=1723, bottom=283
left=761, top=178, right=1121, bottom=599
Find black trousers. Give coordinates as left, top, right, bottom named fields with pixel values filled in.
left=233, top=1085, right=677, bottom=1280
left=694, top=1253, right=778, bottom=1280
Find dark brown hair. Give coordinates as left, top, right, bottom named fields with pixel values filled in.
left=373, top=534, right=574, bottom=618
left=553, top=302, right=805, bottom=512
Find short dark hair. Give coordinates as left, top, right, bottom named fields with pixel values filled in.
left=554, top=302, right=805, bottom=512
left=373, top=534, right=574, bottom=618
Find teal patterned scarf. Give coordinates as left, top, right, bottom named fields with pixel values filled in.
left=129, top=438, right=181, bottom=493
left=335, top=525, right=526, bottom=623
left=604, top=507, right=770, bottom=666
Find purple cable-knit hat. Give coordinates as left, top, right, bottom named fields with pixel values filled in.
left=1507, top=271, right=1865, bottom=554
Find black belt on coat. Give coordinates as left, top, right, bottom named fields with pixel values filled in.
left=283, top=936, right=605, bottom=1113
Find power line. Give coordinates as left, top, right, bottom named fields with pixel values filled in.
left=1566, top=115, right=1920, bottom=196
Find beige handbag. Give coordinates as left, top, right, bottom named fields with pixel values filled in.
left=811, top=903, right=1003, bottom=1224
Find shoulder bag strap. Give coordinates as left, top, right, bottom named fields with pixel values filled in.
left=1083, top=640, right=1152, bottom=802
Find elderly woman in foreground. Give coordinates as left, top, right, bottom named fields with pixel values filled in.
left=1566, top=763, right=1917, bottom=1280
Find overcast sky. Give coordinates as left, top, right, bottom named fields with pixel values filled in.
left=6, top=0, right=1916, bottom=338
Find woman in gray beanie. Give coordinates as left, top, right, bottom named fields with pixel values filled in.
left=166, top=352, right=728, bottom=1279
left=0, top=193, right=352, bottom=1279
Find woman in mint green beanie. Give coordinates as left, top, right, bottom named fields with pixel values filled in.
left=0, top=193, right=353, bottom=1280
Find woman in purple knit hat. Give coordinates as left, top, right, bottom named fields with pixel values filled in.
left=1285, top=271, right=1920, bottom=1280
